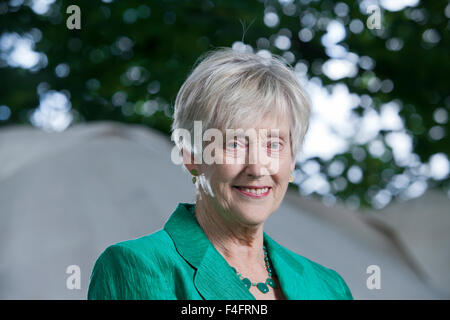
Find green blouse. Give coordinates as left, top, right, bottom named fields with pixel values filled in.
left=87, top=202, right=353, bottom=300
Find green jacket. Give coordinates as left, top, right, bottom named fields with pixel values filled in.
left=87, top=202, right=353, bottom=300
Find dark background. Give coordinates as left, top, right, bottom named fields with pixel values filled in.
left=0, top=0, right=448, bottom=209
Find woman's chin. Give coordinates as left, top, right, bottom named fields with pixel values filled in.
left=232, top=206, right=272, bottom=226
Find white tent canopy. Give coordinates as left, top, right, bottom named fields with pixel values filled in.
left=0, top=121, right=447, bottom=299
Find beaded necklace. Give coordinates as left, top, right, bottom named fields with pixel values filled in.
left=230, top=245, right=275, bottom=293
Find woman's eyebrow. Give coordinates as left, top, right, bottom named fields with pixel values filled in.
left=225, top=132, right=247, bottom=139
left=224, top=130, right=288, bottom=140
left=267, top=130, right=288, bottom=139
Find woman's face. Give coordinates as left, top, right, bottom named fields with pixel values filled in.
left=195, top=115, right=295, bottom=227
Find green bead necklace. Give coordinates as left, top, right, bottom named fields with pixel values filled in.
left=231, top=245, right=275, bottom=294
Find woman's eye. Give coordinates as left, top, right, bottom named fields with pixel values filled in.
left=225, top=138, right=248, bottom=149
left=228, top=142, right=239, bottom=149
left=226, top=140, right=244, bottom=149
left=269, top=141, right=281, bottom=150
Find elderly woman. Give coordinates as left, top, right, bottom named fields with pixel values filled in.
left=87, top=47, right=353, bottom=300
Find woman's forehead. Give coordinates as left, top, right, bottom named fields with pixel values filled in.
left=237, top=113, right=289, bottom=131
left=219, top=119, right=290, bottom=139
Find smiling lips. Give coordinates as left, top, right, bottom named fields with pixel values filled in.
left=233, top=186, right=272, bottom=198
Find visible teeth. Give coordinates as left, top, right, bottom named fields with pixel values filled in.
left=239, top=187, right=269, bottom=194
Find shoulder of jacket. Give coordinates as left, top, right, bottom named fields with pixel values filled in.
left=278, top=245, right=344, bottom=286
left=282, top=247, right=352, bottom=298
left=116, top=228, right=172, bottom=250
left=98, top=229, right=175, bottom=265
left=291, top=250, right=352, bottom=298
left=88, top=230, right=177, bottom=299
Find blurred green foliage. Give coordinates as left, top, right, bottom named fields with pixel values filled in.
left=0, top=0, right=448, bottom=210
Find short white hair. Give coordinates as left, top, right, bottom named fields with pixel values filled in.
left=171, top=47, right=311, bottom=159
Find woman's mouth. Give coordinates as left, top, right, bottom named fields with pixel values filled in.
left=232, top=186, right=271, bottom=198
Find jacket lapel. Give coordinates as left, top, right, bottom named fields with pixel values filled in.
left=164, top=202, right=254, bottom=300
left=164, top=202, right=311, bottom=300
left=263, top=232, right=311, bottom=299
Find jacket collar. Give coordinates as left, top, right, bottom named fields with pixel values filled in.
left=164, top=202, right=308, bottom=300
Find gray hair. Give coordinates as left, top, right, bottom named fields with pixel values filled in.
left=171, top=47, right=311, bottom=161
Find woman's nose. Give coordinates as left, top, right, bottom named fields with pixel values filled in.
left=244, top=162, right=271, bottom=177
left=244, top=143, right=274, bottom=176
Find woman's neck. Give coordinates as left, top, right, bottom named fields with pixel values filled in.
left=194, top=197, right=265, bottom=266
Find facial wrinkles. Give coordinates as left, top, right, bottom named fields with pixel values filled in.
left=196, top=189, right=262, bottom=247
left=196, top=122, right=291, bottom=204
left=224, top=132, right=280, bottom=175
